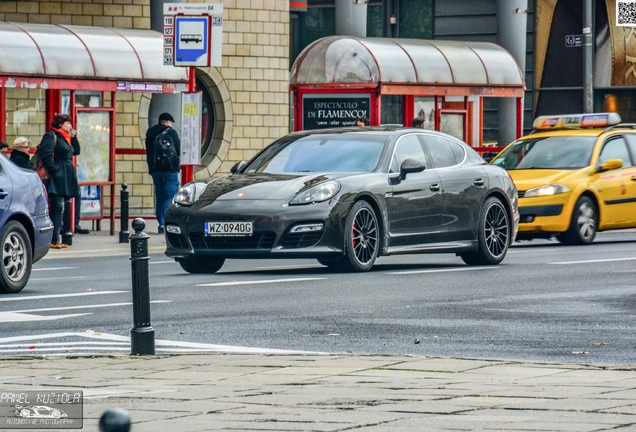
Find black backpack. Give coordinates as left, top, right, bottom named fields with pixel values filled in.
left=152, top=127, right=180, bottom=171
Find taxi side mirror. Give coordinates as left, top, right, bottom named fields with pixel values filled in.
left=599, top=158, right=623, bottom=172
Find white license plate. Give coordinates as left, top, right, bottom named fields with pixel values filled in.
left=204, top=221, right=253, bottom=236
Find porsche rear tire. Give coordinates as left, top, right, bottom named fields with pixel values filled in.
left=178, top=257, right=225, bottom=274
left=460, top=196, right=510, bottom=266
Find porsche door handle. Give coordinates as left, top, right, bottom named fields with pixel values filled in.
left=631, top=175, right=636, bottom=181
left=430, top=183, right=441, bottom=191
left=473, top=178, right=485, bottom=186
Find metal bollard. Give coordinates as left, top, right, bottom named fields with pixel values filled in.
left=119, top=184, right=130, bottom=243
left=129, top=218, right=155, bottom=355
left=62, top=197, right=73, bottom=245
left=98, top=408, right=131, bottom=432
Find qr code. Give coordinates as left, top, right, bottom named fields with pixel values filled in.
left=618, top=1, right=636, bottom=26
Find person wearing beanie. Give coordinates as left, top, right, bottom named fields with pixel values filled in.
left=145, top=112, right=181, bottom=234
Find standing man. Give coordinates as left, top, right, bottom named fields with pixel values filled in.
left=145, top=112, right=181, bottom=234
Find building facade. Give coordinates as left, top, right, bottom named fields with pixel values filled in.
left=0, top=0, right=291, bottom=217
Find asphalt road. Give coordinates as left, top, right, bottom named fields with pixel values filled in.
left=0, top=231, right=634, bottom=365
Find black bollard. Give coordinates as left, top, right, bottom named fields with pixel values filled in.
left=98, top=408, right=131, bottom=432
left=119, top=184, right=130, bottom=243
left=62, top=197, right=73, bottom=245
left=129, top=218, right=155, bottom=355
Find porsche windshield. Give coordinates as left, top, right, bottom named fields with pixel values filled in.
left=244, top=134, right=386, bottom=174
left=491, top=136, right=596, bottom=170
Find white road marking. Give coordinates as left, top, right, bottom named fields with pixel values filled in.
left=0, top=312, right=91, bottom=322
left=29, top=276, right=88, bottom=281
left=32, top=267, right=79, bottom=272
left=388, top=267, right=500, bottom=275
left=0, top=331, right=325, bottom=355
left=0, top=290, right=126, bottom=302
left=12, top=300, right=172, bottom=314
left=197, top=277, right=326, bottom=287
left=551, top=257, right=636, bottom=265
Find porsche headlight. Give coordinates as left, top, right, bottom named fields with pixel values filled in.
left=290, top=180, right=341, bottom=205
left=524, top=184, right=570, bottom=198
left=173, top=184, right=196, bottom=206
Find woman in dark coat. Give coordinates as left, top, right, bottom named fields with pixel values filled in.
left=39, top=114, right=81, bottom=249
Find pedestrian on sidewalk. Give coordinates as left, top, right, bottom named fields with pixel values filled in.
left=39, top=114, right=81, bottom=249
left=145, top=112, right=181, bottom=234
left=9, top=137, right=32, bottom=169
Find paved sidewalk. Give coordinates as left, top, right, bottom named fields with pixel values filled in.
left=2, top=354, right=636, bottom=431
left=8, top=219, right=634, bottom=431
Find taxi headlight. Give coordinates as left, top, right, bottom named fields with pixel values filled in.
left=524, top=184, right=570, bottom=198
left=290, top=180, right=341, bottom=205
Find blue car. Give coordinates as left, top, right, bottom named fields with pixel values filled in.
left=0, top=155, right=53, bottom=293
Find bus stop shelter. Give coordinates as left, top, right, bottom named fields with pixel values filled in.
left=290, top=36, right=526, bottom=150
left=0, top=21, right=188, bottom=233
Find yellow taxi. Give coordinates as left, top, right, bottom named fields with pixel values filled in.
left=490, top=113, right=636, bottom=244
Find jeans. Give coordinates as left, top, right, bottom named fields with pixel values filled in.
left=49, top=193, right=66, bottom=244
left=151, top=171, right=180, bottom=227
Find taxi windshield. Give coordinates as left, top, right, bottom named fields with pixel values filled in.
left=491, top=136, right=597, bottom=170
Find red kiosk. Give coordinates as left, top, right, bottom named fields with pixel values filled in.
left=0, top=22, right=188, bottom=234
left=290, top=36, right=526, bottom=151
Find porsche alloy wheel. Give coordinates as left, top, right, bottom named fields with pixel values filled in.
left=343, top=201, right=379, bottom=272
left=0, top=221, right=32, bottom=294
left=461, top=196, right=510, bottom=266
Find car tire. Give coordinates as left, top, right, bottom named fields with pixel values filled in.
left=178, top=257, right=225, bottom=274
left=340, top=201, right=379, bottom=272
left=460, top=196, right=510, bottom=266
left=559, top=195, right=597, bottom=245
left=0, top=221, right=32, bottom=294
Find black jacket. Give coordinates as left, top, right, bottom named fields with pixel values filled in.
left=9, top=150, right=32, bottom=170
left=145, top=124, right=181, bottom=174
left=39, top=130, right=81, bottom=197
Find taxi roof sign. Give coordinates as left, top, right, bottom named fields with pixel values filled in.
left=533, top=113, right=622, bottom=130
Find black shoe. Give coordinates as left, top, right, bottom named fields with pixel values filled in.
left=75, top=225, right=90, bottom=235
left=158, top=226, right=165, bottom=234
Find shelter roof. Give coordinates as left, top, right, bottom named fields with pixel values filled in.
left=0, top=22, right=188, bottom=88
left=291, top=36, right=525, bottom=96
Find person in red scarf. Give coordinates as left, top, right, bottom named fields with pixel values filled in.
left=39, top=114, right=81, bottom=249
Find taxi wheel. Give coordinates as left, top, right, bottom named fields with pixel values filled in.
left=560, top=196, right=597, bottom=245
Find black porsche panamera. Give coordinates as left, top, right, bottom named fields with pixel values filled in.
left=164, top=127, right=519, bottom=273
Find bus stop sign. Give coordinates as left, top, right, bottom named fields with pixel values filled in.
left=175, top=16, right=210, bottom=66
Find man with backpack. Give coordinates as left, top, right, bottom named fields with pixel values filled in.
left=145, top=112, right=181, bottom=234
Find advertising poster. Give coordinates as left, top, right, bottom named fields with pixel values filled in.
left=76, top=110, right=110, bottom=183
left=302, top=94, right=370, bottom=130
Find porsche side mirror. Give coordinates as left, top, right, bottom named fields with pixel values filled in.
left=231, top=161, right=247, bottom=174
left=599, top=158, right=623, bottom=172
left=400, top=158, right=425, bottom=180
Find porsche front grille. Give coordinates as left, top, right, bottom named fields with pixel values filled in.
left=189, top=232, right=276, bottom=249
